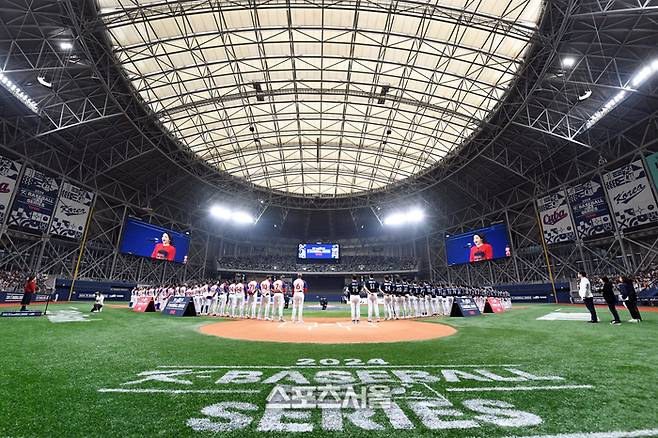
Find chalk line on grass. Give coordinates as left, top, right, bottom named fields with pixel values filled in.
left=446, top=385, right=593, bottom=392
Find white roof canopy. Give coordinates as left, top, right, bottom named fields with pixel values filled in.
left=98, top=0, right=542, bottom=196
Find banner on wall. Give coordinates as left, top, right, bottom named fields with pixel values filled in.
left=0, top=156, right=22, bottom=225
left=536, top=190, right=576, bottom=244
left=566, top=176, right=614, bottom=239
left=645, top=152, right=658, bottom=192
left=7, top=167, right=60, bottom=233
left=50, top=181, right=94, bottom=240
left=603, top=160, right=658, bottom=230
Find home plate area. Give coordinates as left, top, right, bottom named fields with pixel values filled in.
left=198, top=317, right=457, bottom=343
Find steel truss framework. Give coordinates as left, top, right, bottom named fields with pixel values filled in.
left=0, top=0, right=657, bottom=285
left=426, top=108, right=658, bottom=286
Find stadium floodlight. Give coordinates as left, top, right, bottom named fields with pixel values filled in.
left=383, top=208, right=425, bottom=227
left=0, top=72, right=38, bottom=113
left=407, top=208, right=424, bottom=223
left=210, top=205, right=230, bottom=219
left=383, top=212, right=406, bottom=226
left=561, top=56, right=576, bottom=68
left=232, top=211, right=254, bottom=225
left=584, top=58, right=658, bottom=131
left=210, top=204, right=254, bottom=225
left=59, top=41, right=74, bottom=50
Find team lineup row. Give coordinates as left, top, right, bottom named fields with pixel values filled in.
left=129, top=274, right=512, bottom=324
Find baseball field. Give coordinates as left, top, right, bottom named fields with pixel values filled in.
left=1, top=303, right=656, bottom=437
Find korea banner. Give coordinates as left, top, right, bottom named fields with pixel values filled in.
left=567, top=176, right=615, bottom=239
left=8, top=167, right=60, bottom=233
left=50, top=181, right=94, bottom=240
left=603, top=160, right=658, bottom=230
left=0, top=155, right=21, bottom=224
left=537, top=190, right=576, bottom=244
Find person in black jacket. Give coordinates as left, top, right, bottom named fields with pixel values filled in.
left=618, top=276, right=642, bottom=323
left=600, top=276, right=621, bottom=325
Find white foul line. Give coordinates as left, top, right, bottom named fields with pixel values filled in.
left=421, top=382, right=451, bottom=403
left=503, top=428, right=658, bottom=438
left=98, top=388, right=261, bottom=394
left=157, top=364, right=522, bottom=369
left=446, top=385, right=593, bottom=392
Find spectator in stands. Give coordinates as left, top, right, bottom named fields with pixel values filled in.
left=578, top=271, right=597, bottom=323
left=618, top=275, right=642, bottom=323
left=20, top=274, right=37, bottom=312
left=599, top=276, right=621, bottom=325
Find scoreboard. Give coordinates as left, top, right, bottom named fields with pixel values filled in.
left=297, top=243, right=340, bottom=260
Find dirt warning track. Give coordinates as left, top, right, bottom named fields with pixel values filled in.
left=198, top=317, right=456, bottom=344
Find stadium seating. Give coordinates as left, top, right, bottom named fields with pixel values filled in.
left=217, top=255, right=418, bottom=273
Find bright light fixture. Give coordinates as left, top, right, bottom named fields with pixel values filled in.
left=59, top=41, right=74, bottom=50
left=383, top=208, right=425, bottom=227
left=232, top=211, right=254, bottom=224
left=0, top=72, right=38, bottom=113
left=561, top=57, right=576, bottom=68
left=210, top=204, right=254, bottom=225
left=210, top=205, right=230, bottom=218
left=584, top=58, right=658, bottom=130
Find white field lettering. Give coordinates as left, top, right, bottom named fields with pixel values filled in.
left=98, top=359, right=595, bottom=434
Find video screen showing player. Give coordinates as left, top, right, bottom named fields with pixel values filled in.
left=120, top=218, right=190, bottom=264
left=445, top=223, right=511, bottom=266
left=151, top=232, right=176, bottom=261
left=469, top=233, right=493, bottom=262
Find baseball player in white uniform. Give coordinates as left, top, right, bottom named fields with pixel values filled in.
left=234, top=279, right=246, bottom=318
left=429, top=283, right=438, bottom=316
left=291, top=273, right=307, bottom=323
left=258, top=275, right=272, bottom=320
left=228, top=280, right=237, bottom=317
left=382, top=275, right=394, bottom=320
left=365, top=274, right=380, bottom=323
left=443, top=286, right=454, bottom=316
left=202, top=283, right=214, bottom=315
left=347, top=274, right=363, bottom=324
left=191, top=286, right=202, bottom=314
left=272, top=276, right=285, bottom=322
left=424, top=282, right=432, bottom=316
left=216, top=280, right=229, bottom=316
left=207, top=283, right=218, bottom=315
left=246, top=278, right=259, bottom=318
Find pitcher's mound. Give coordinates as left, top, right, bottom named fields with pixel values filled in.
left=198, top=317, right=456, bottom=344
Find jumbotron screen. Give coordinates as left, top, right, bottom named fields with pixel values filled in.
left=119, top=218, right=190, bottom=264
left=445, top=223, right=511, bottom=266
left=297, top=243, right=340, bottom=260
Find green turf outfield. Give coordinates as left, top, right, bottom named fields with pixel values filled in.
left=1, top=303, right=656, bottom=437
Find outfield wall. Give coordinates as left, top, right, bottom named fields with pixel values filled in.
left=54, top=278, right=135, bottom=301
left=495, top=282, right=571, bottom=303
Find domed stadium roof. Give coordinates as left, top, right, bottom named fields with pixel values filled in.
left=97, top=0, right=543, bottom=197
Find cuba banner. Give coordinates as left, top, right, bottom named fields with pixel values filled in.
left=49, top=181, right=94, bottom=240
left=566, top=175, right=614, bottom=239
left=536, top=190, right=576, bottom=244
left=0, top=155, right=22, bottom=224
left=7, top=167, right=60, bottom=233
left=603, top=159, right=658, bottom=230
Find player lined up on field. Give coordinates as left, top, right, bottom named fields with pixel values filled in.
left=343, top=274, right=511, bottom=324
left=128, top=273, right=511, bottom=324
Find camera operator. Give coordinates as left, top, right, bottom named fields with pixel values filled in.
left=91, top=292, right=105, bottom=313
